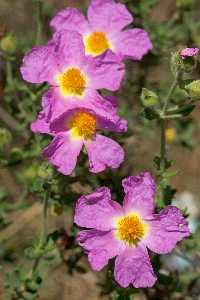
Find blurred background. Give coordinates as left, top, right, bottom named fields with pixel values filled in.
left=0, top=0, right=200, bottom=299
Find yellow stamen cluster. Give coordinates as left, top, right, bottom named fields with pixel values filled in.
left=58, top=67, right=86, bottom=96
left=69, top=111, right=97, bottom=140
left=117, top=214, right=147, bottom=246
left=84, top=31, right=110, bottom=56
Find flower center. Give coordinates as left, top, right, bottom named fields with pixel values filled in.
left=58, top=68, right=87, bottom=97
left=117, top=214, right=147, bottom=246
left=69, top=111, right=97, bottom=140
left=84, top=31, right=110, bottom=56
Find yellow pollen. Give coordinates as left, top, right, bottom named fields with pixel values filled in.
left=69, top=111, right=97, bottom=140
left=117, top=214, right=147, bottom=246
left=84, top=31, right=110, bottom=56
left=58, top=68, right=86, bottom=97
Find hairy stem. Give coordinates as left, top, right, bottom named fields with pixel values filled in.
left=159, top=75, right=179, bottom=200
left=162, top=74, right=179, bottom=114
left=30, top=185, right=49, bottom=276
left=160, top=119, right=166, bottom=175
left=42, top=187, right=49, bottom=243
left=6, top=58, right=13, bottom=87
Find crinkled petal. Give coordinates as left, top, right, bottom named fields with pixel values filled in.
left=104, top=95, right=118, bottom=110
left=43, top=133, right=83, bottom=175
left=114, top=29, right=152, bottom=60
left=98, top=114, right=128, bottom=133
left=74, top=187, right=123, bottom=230
left=88, top=0, right=133, bottom=34
left=31, top=88, right=67, bottom=134
left=114, top=246, right=157, bottom=288
left=49, top=103, right=127, bottom=135
left=145, top=206, right=191, bottom=254
left=32, top=87, right=120, bottom=135
left=85, top=134, right=124, bottom=173
left=50, top=8, right=89, bottom=35
left=52, top=30, right=86, bottom=67
left=21, top=30, right=86, bottom=84
left=77, top=229, right=125, bottom=271
left=122, top=172, right=156, bottom=217
left=31, top=111, right=51, bottom=134
left=20, top=44, right=58, bottom=84
left=87, top=50, right=125, bottom=91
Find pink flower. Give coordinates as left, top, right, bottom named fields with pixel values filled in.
left=42, top=107, right=127, bottom=175
left=180, top=47, right=199, bottom=59
left=74, top=172, right=190, bottom=288
left=50, top=0, right=152, bottom=60
left=20, top=30, right=125, bottom=131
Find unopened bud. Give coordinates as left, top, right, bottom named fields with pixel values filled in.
left=185, top=80, right=200, bottom=98
left=37, top=162, right=53, bottom=180
left=0, top=128, right=12, bottom=150
left=141, top=88, right=159, bottom=107
left=0, top=33, right=17, bottom=55
left=176, top=0, right=194, bottom=9
left=171, top=51, right=184, bottom=76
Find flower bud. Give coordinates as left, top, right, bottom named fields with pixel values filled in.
left=171, top=51, right=184, bottom=76
left=22, top=164, right=38, bottom=179
left=0, top=33, right=17, bottom=55
left=176, top=0, right=194, bottom=9
left=0, top=128, right=12, bottom=150
left=37, top=162, right=53, bottom=180
left=185, top=80, right=200, bottom=98
left=141, top=88, right=159, bottom=107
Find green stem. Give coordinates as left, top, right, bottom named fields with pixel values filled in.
left=160, top=119, right=166, bottom=201
left=35, top=0, right=43, bottom=45
left=42, top=188, right=49, bottom=243
left=30, top=185, right=49, bottom=276
left=159, top=75, right=179, bottom=200
left=162, top=74, right=179, bottom=114
left=160, top=119, right=166, bottom=174
left=6, top=58, right=13, bottom=87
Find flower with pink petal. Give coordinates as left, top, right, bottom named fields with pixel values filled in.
left=74, top=172, right=190, bottom=288
left=50, top=0, right=152, bottom=61
left=20, top=30, right=125, bottom=132
left=180, top=47, right=199, bottom=59
left=42, top=106, right=127, bottom=175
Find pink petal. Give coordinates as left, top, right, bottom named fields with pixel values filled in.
left=20, top=44, right=58, bottom=84
left=74, top=187, right=123, bottom=230
left=114, top=246, right=157, bottom=288
left=43, top=133, right=83, bottom=175
left=114, top=28, right=152, bottom=60
left=50, top=8, right=89, bottom=35
left=88, top=0, right=133, bottom=35
left=77, top=229, right=125, bottom=271
left=85, top=134, right=124, bottom=173
left=87, top=50, right=125, bottom=91
left=122, top=172, right=156, bottom=217
left=180, top=47, right=199, bottom=59
left=52, top=30, right=85, bottom=66
left=145, top=206, right=191, bottom=254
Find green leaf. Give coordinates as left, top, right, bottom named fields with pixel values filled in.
left=142, top=107, right=159, bottom=120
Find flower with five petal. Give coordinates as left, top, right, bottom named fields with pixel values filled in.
left=50, top=0, right=152, bottom=61
left=74, top=172, right=190, bottom=288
